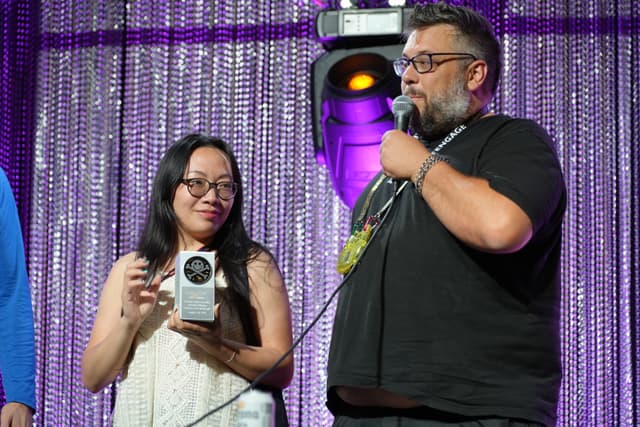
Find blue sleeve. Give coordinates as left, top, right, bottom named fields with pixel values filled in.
left=0, top=168, right=36, bottom=411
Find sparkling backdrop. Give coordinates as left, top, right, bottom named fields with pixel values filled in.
left=0, top=1, right=638, bottom=426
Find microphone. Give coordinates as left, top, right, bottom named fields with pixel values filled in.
left=389, top=95, right=416, bottom=193
left=392, top=95, right=415, bottom=133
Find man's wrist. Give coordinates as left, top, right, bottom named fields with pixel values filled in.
left=414, top=152, right=448, bottom=196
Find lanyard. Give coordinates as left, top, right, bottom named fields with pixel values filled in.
left=336, top=120, right=473, bottom=275
left=430, top=123, right=468, bottom=153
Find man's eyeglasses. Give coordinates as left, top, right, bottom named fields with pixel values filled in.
left=392, top=53, right=477, bottom=76
left=181, top=178, right=238, bottom=200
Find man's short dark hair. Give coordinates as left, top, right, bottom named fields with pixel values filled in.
left=408, top=2, right=502, bottom=95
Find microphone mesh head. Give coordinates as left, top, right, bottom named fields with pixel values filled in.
left=392, top=95, right=415, bottom=115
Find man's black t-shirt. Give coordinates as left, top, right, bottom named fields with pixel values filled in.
left=327, top=114, right=566, bottom=427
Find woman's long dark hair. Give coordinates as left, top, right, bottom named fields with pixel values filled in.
left=137, top=133, right=264, bottom=344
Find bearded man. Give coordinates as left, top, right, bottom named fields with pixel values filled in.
left=327, top=3, right=566, bottom=427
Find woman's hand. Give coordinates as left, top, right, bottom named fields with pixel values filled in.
left=83, top=252, right=162, bottom=393
left=120, top=257, right=161, bottom=327
left=167, top=304, right=224, bottom=350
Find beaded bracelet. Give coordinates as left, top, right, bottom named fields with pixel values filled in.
left=414, top=152, right=448, bottom=196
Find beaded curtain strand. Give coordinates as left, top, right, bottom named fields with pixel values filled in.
left=0, top=1, right=638, bottom=426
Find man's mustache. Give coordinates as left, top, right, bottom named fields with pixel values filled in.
left=403, top=89, right=425, bottom=98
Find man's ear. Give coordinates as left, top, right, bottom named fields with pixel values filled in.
left=466, top=59, right=488, bottom=92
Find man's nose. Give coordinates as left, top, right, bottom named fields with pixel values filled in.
left=401, top=65, right=418, bottom=85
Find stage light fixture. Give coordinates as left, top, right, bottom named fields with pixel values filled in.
left=312, top=6, right=409, bottom=208
left=316, top=7, right=410, bottom=47
left=312, top=45, right=402, bottom=208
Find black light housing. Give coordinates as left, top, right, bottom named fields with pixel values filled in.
left=312, top=45, right=402, bottom=208
left=311, top=7, right=409, bottom=208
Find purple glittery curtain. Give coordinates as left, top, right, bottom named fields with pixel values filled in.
left=0, top=1, right=638, bottom=426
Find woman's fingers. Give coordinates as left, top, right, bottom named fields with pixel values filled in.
left=168, top=309, right=219, bottom=340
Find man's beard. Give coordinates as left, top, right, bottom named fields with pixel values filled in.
left=410, top=74, right=472, bottom=141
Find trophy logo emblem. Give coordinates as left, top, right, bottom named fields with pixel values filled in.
left=184, top=256, right=212, bottom=284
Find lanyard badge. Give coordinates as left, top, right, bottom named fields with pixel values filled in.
left=336, top=174, right=387, bottom=275
left=337, top=216, right=380, bottom=274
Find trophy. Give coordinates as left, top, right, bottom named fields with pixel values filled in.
left=175, top=251, right=216, bottom=322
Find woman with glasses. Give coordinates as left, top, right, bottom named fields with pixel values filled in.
left=82, top=133, right=293, bottom=426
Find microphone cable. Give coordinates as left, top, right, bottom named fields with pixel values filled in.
left=184, top=178, right=404, bottom=426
